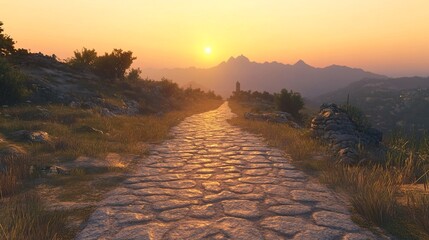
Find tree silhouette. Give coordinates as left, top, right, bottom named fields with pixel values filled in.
left=94, top=49, right=135, bottom=79
left=274, top=89, right=304, bottom=117
left=0, top=21, right=15, bottom=56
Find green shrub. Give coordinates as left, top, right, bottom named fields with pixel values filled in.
left=67, top=47, right=135, bottom=80
left=126, top=68, right=142, bottom=82
left=67, top=47, right=97, bottom=70
left=0, top=57, right=27, bottom=104
left=94, top=49, right=135, bottom=79
left=274, top=88, right=304, bottom=118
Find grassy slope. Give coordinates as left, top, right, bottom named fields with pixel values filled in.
left=0, top=98, right=223, bottom=240
left=228, top=100, right=429, bottom=240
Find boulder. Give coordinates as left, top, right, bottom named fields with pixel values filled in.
left=310, top=103, right=382, bottom=164
left=36, top=165, right=70, bottom=176
left=123, top=99, right=140, bottom=115
left=11, top=130, right=51, bottom=143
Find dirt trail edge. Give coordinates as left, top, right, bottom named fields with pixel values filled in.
left=77, top=102, right=383, bottom=240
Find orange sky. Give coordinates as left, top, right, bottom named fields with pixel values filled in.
left=1, top=0, right=429, bottom=76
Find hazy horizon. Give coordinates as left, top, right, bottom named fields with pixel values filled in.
left=141, top=55, right=429, bottom=79
left=2, top=0, right=429, bottom=77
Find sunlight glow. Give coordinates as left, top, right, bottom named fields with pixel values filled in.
left=204, top=47, right=212, bottom=55
left=1, top=0, right=429, bottom=75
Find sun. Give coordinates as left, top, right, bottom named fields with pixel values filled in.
left=204, top=47, right=212, bottom=55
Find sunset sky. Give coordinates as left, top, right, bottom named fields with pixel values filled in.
left=1, top=0, right=429, bottom=76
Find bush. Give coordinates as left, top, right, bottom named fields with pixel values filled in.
left=66, top=47, right=136, bottom=80
left=67, top=47, right=97, bottom=70
left=0, top=57, right=27, bottom=104
left=274, top=89, right=304, bottom=118
left=94, top=49, right=135, bottom=79
left=126, top=68, right=142, bottom=82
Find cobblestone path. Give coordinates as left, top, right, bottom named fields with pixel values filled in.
left=77, top=102, right=381, bottom=240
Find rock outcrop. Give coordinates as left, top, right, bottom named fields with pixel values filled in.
left=310, top=103, right=382, bottom=164
left=244, top=111, right=301, bottom=128
left=11, top=130, right=51, bottom=143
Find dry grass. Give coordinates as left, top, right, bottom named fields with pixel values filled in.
left=1, top=98, right=223, bottom=159
left=0, top=98, right=223, bottom=239
left=407, top=193, right=429, bottom=233
left=0, top=155, right=30, bottom=198
left=0, top=192, right=69, bottom=240
left=1, top=98, right=223, bottom=196
left=228, top=100, right=429, bottom=239
left=322, top=165, right=401, bottom=225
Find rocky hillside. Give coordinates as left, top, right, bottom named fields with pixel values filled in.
left=7, top=53, right=220, bottom=115
left=315, top=77, right=429, bottom=133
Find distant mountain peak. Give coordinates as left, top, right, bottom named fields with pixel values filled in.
left=227, top=55, right=250, bottom=64
left=143, top=56, right=385, bottom=98
left=294, top=59, right=310, bottom=67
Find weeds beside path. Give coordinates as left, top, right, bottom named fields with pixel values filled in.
left=228, top=100, right=429, bottom=240
left=0, top=99, right=223, bottom=240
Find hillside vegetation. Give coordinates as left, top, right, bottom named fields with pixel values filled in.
left=229, top=96, right=429, bottom=240
left=0, top=21, right=223, bottom=239
left=316, top=77, right=429, bottom=134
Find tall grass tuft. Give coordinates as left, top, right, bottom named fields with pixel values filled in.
left=0, top=155, right=30, bottom=198
left=385, top=132, right=429, bottom=187
left=229, top=99, right=429, bottom=238
left=0, top=193, right=68, bottom=240
left=407, top=193, right=429, bottom=234
left=322, top=165, right=400, bottom=225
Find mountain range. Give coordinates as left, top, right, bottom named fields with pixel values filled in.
left=142, top=55, right=386, bottom=98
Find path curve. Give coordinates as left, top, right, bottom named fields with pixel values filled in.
left=77, top=102, right=381, bottom=240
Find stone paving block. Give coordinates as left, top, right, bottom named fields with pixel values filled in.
left=222, top=200, right=261, bottom=218
left=77, top=102, right=385, bottom=240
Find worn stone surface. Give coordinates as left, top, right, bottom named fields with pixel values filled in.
left=77, top=102, right=385, bottom=240
left=267, top=204, right=312, bottom=216
left=310, top=103, right=383, bottom=164
left=313, top=210, right=361, bottom=231
left=222, top=200, right=261, bottom=218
